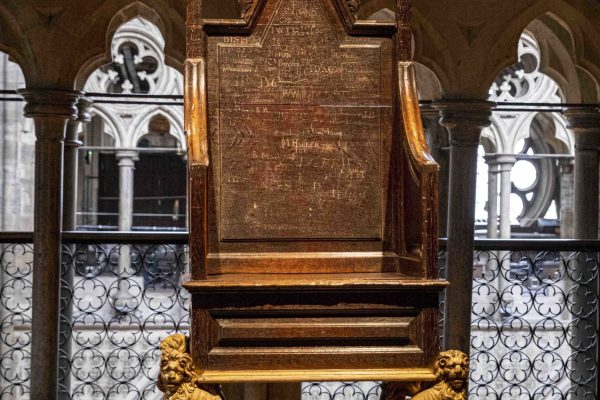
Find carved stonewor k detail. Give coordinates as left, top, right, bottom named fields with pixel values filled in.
left=158, top=334, right=224, bottom=400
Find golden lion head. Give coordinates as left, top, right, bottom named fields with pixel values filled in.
left=158, top=334, right=197, bottom=396
left=433, top=350, right=469, bottom=392
left=157, top=334, right=223, bottom=400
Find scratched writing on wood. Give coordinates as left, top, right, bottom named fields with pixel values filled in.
left=216, top=0, right=389, bottom=240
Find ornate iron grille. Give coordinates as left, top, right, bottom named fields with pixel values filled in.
left=0, top=243, right=32, bottom=399
left=469, top=248, right=597, bottom=399
left=1, top=239, right=598, bottom=399
left=301, top=382, right=382, bottom=399
left=59, top=242, right=190, bottom=399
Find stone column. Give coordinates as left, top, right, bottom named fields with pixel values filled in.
left=559, top=159, right=574, bottom=239
left=19, top=89, right=80, bottom=400
left=422, top=104, right=450, bottom=237
left=562, top=107, right=600, bottom=399
left=59, top=98, right=91, bottom=399
left=563, top=107, right=600, bottom=240
left=116, top=150, right=138, bottom=232
left=63, top=98, right=92, bottom=231
left=115, top=150, right=138, bottom=312
left=495, top=156, right=514, bottom=323
left=433, top=99, right=494, bottom=353
left=496, top=155, right=516, bottom=239
left=484, top=155, right=499, bottom=239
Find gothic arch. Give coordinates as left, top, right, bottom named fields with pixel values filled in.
left=575, top=65, right=600, bottom=104
left=89, top=106, right=123, bottom=147
left=410, top=8, right=451, bottom=98
left=129, top=108, right=185, bottom=150
left=0, top=5, right=32, bottom=86
left=526, top=19, right=578, bottom=102
left=484, top=1, right=600, bottom=101
left=414, top=62, right=442, bottom=101
left=74, top=1, right=185, bottom=90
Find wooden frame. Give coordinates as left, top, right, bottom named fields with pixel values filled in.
left=182, top=0, right=446, bottom=383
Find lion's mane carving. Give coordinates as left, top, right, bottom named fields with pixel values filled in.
left=411, top=350, right=469, bottom=400
left=158, top=334, right=224, bottom=400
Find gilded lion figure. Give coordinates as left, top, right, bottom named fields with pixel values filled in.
left=412, top=350, right=469, bottom=400
left=381, top=350, right=469, bottom=400
left=158, top=334, right=224, bottom=400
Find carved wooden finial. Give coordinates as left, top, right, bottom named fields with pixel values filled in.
left=396, top=0, right=412, bottom=61
left=158, top=334, right=224, bottom=400
left=237, top=0, right=255, bottom=19
left=346, top=0, right=360, bottom=18
left=186, top=0, right=206, bottom=59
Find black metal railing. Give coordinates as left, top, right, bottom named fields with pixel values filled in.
left=2, top=234, right=599, bottom=399
left=442, top=239, right=599, bottom=400
left=0, top=237, right=33, bottom=399
left=301, top=382, right=382, bottom=399
left=59, top=232, right=188, bottom=399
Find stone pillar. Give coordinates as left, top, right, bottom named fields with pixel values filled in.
left=115, top=150, right=138, bottom=312
left=563, top=107, right=600, bottom=399
left=484, top=155, right=499, bottom=239
left=563, top=107, right=600, bottom=240
left=59, top=98, right=91, bottom=399
left=433, top=99, right=494, bottom=353
left=559, top=159, right=574, bottom=239
left=422, top=104, right=450, bottom=237
left=497, top=156, right=516, bottom=239
left=19, top=89, right=80, bottom=400
left=63, top=98, right=92, bottom=231
left=116, top=150, right=138, bottom=231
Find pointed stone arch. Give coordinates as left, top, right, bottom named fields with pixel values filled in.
left=74, top=1, right=185, bottom=90
left=0, top=4, right=33, bottom=86
left=484, top=2, right=600, bottom=103
left=89, top=106, right=123, bottom=148
left=129, top=107, right=185, bottom=150
left=414, top=62, right=442, bottom=101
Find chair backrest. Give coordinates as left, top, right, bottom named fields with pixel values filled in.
left=187, top=0, right=438, bottom=279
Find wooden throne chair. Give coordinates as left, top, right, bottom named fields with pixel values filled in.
left=158, top=0, right=466, bottom=399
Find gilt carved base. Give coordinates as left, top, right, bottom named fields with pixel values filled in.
left=158, top=334, right=224, bottom=400
left=381, top=350, right=469, bottom=400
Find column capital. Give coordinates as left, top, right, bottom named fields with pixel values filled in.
left=563, top=106, right=600, bottom=150
left=116, top=150, right=139, bottom=167
left=495, top=155, right=516, bottom=171
left=76, top=97, right=93, bottom=123
left=65, top=97, right=93, bottom=147
left=483, top=154, right=499, bottom=166
left=562, top=106, right=600, bottom=129
left=19, top=89, right=82, bottom=120
left=432, top=100, right=495, bottom=146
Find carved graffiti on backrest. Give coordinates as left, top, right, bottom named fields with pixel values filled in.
left=206, top=0, right=397, bottom=272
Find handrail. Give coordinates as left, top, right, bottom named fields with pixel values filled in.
left=61, top=231, right=188, bottom=244
left=0, top=232, right=34, bottom=242
left=1, top=232, right=600, bottom=250
left=439, top=238, right=600, bottom=251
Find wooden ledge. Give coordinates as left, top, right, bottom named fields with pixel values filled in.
left=194, top=367, right=436, bottom=383
left=184, top=273, right=448, bottom=292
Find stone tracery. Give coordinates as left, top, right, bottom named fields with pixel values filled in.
left=477, top=32, right=573, bottom=234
